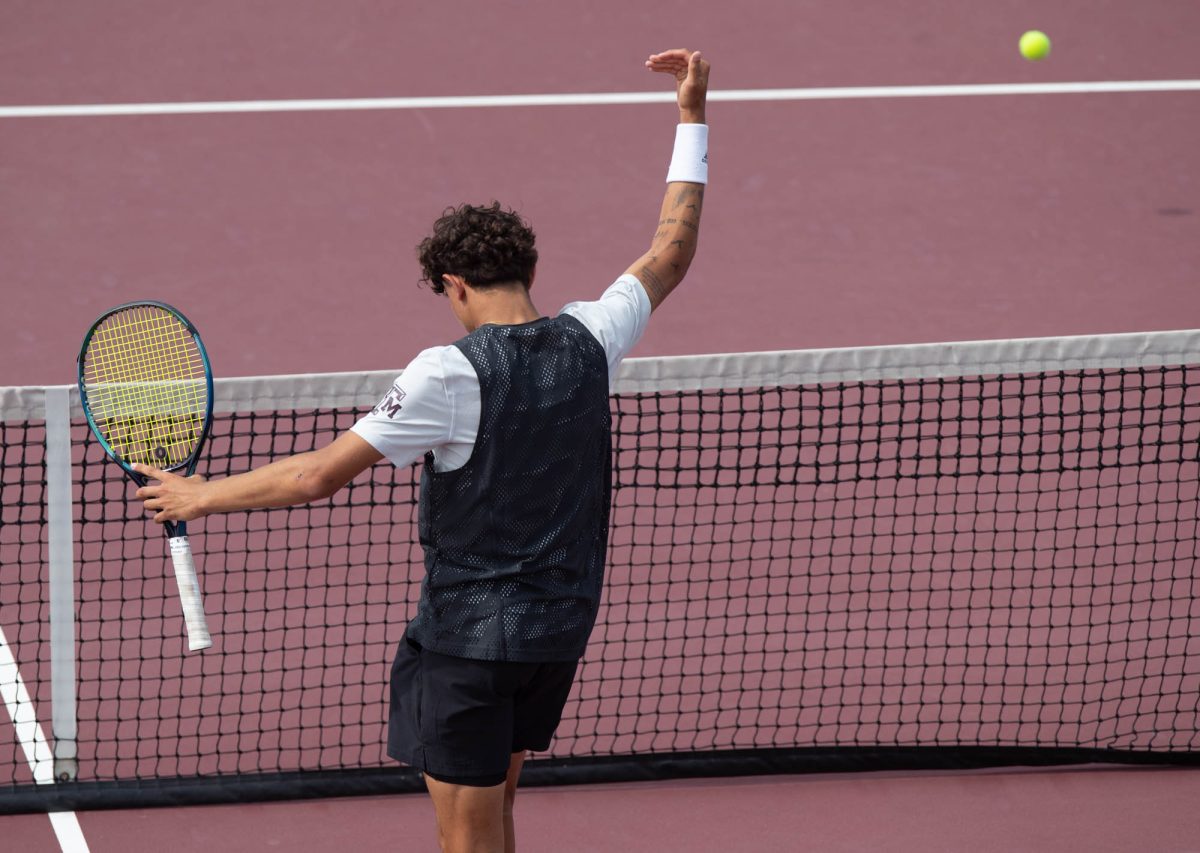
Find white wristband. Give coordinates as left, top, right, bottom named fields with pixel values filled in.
left=666, top=123, right=709, bottom=185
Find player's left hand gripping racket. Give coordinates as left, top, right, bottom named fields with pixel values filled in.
left=77, top=301, right=215, bottom=652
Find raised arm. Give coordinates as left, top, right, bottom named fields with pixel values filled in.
left=626, top=49, right=710, bottom=311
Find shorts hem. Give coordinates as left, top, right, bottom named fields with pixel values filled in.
left=389, top=750, right=510, bottom=787
left=424, top=767, right=508, bottom=787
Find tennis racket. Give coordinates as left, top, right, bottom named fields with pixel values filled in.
left=77, top=301, right=215, bottom=652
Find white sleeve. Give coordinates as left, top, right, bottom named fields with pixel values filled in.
left=350, top=347, right=458, bottom=469
left=560, top=274, right=652, bottom=378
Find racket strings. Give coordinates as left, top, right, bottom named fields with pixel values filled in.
left=83, top=305, right=208, bottom=467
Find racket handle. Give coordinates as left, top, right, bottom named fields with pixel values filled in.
left=168, top=536, right=212, bottom=652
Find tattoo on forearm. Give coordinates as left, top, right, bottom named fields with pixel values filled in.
left=637, top=263, right=668, bottom=303
left=658, top=217, right=698, bottom=233
left=637, top=185, right=704, bottom=308
left=672, top=185, right=704, bottom=208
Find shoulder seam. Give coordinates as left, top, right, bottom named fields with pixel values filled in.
left=438, top=347, right=456, bottom=445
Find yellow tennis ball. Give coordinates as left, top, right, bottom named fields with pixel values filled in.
left=1019, top=30, right=1051, bottom=61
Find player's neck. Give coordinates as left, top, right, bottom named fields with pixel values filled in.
left=463, top=285, right=541, bottom=331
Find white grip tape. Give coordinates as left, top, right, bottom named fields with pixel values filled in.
left=169, top=536, right=212, bottom=652
left=666, top=123, right=709, bottom=185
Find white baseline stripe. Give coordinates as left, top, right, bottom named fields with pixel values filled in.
left=48, top=813, right=90, bottom=853
left=0, top=626, right=53, bottom=785
left=0, top=626, right=90, bottom=851
left=1, top=79, right=1197, bottom=118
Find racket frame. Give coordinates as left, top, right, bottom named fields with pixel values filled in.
left=76, top=300, right=216, bottom=650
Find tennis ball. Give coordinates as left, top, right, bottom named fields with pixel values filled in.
left=1019, top=30, right=1051, bottom=61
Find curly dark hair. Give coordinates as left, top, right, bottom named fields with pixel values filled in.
left=416, top=202, right=538, bottom=294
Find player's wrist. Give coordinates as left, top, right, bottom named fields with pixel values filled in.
left=191, top=480, right=217, bottom=517
left=191, top=492, right=210, bottom=518
left=666, top=123, right=709, bottom=184
left=679, top=107, right=706, bottom=124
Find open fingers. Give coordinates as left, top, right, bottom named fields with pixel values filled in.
left=136, top=494, right=170, bottom=523
left=645, top=48, right=695, bottom=73
left=646, top=48, right=693, bottom=63
left=133, top=465, right=166, bottom=500
left=646, top=57, right=688, bottom=71
left=133, top=463, right=168, bottom=481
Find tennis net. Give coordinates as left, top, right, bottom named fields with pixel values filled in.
left=2, top=329, right=1199, bottom=811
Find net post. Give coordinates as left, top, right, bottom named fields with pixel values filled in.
left=45, top=387, right=78, bottom=782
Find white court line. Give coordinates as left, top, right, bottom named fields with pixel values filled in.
left=48, top=813, right=90, bottom=853
left=0, top=79, right=1197, bottom=118
left=0, top=625, right=89, bottom=852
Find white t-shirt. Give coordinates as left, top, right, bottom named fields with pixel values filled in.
left=351, top=274, right=651, bottom=472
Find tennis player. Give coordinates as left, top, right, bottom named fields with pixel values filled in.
left=135, top=48, right=709, bottom=853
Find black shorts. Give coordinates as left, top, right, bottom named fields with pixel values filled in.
left=387, top=638, right=579, bottom=787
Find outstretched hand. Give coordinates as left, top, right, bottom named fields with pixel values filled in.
left=646, top=49, right=710, bottom=123
left=133, top=464, right=209, bottom=524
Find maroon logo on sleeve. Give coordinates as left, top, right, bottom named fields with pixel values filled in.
left=372, top=384, right=407, bottom=419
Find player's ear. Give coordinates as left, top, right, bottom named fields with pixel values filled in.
left=443, top=275, right=467, bottom=302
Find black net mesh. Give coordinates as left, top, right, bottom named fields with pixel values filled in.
left=2, top=354, right=1199, bottom=807
left=0, top=418, right=51, bottom=788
